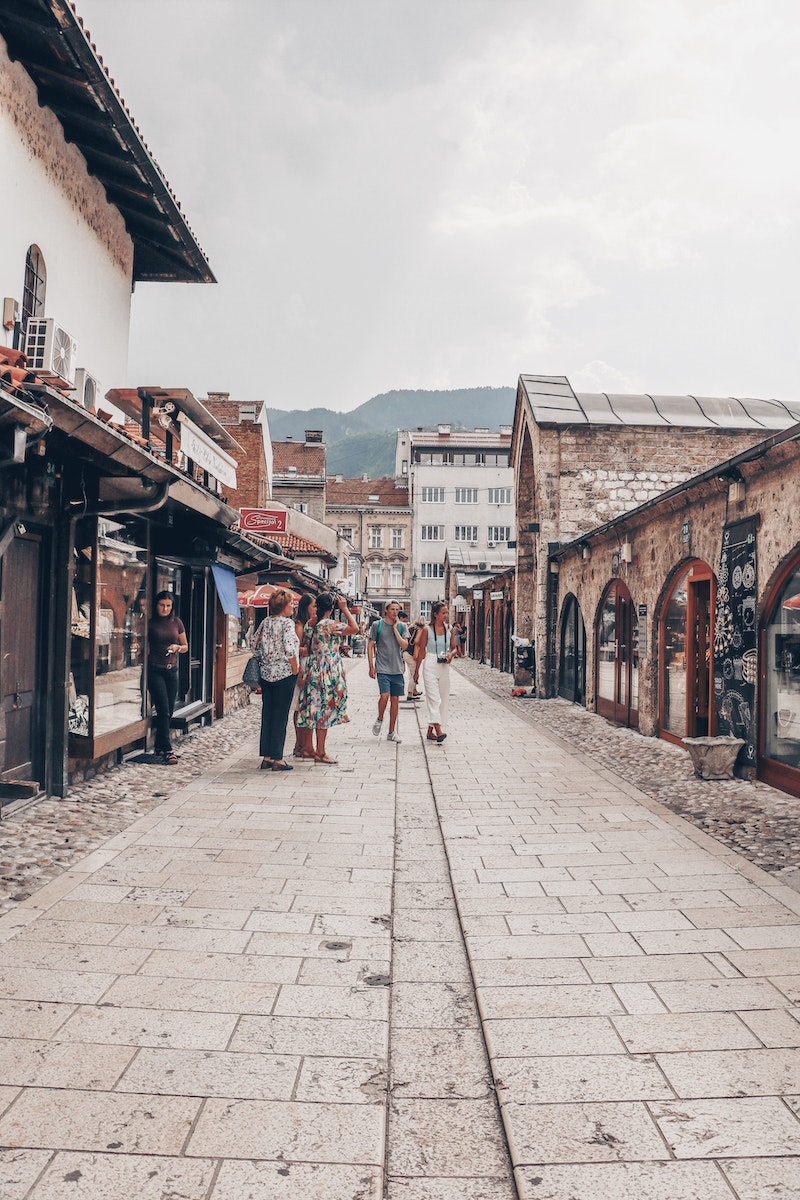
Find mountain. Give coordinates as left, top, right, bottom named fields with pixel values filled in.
left=267, top=386, right=516, bottom=478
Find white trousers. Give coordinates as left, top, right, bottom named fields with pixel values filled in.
left=422, top=658, right=450, bottom=727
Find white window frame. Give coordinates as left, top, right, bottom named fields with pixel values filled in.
left=391, top=527, right=404, bottom=549
left=420, top=562, right=445, bottom=579
left=454, top=525, right=479, bottom=542
left=488, top=487, right=512, bottom=504
left=455, top=487, right=478, bottom=504
left=368, top=526, right=384, bottom=549
left=368, top=563, right=383, bottom=589
left=421, top=486, right=445, bottom=503
left=339, top=526, right=355, bottom=542
left=420, top=525, right=445, bottom=541
left=488, top=526, right=512, bottom=542
left=419, top=600, right=432, bottom=621
left=389, top=564, right=404, bottom=588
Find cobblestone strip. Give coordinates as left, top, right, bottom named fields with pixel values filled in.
left=426, top=670, right=800, bottom=1200
left=386, top=715, right=517, bottom=1200
left=456, top=658, right=800, bottom=891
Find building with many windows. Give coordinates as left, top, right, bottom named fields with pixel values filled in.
left=395, top=424, right=515, bottom=619
left=324, top=476, right=412, bottom=615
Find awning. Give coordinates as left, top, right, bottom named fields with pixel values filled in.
left=211, top=564, right=241, bottom=617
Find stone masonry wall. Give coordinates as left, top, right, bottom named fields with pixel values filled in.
left=554, top=426, right=766, bottom=541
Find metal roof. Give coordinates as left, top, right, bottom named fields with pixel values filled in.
left=0, top=0, right=214, bottom=284
left=519, top=375, right=800, bottom=430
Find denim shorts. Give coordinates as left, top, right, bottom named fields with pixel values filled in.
left=377, top=672, right=405, bottom=697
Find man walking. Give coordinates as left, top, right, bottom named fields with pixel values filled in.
left=368, top=602, right=408, bottom=742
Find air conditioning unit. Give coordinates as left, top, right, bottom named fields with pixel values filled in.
left=478, top=561, right=488, bottom=571
left=73, top=368, right=100, bottom=411
left=487, top=542, right=496, bottom=548
left=24, top=318, right=77, bottom=382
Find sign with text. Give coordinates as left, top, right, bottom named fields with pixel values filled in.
left=490, top=590, right=504, bottom=600
left=239, top=508, right=288, bottom=534
left=178, top=415, right=238, bottom=489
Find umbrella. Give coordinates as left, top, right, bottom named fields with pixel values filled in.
left=238, top=583, right=302, bottom=607
left=783, top=591, right=800, bottom=610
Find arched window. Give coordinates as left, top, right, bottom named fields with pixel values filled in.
left=596, top=580, right=639, bottom=728
left=558, top=594, right=586, bottom=704
left=760, top=551, right=800, bottom=795
left=22, top=245, right=47, bottom=326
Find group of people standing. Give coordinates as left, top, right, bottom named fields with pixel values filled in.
left=250, top=588, right=359, bottom=770
left=147, top=586, right=460, bottom=772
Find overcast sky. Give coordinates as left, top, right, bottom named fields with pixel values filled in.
left=77, top=0, right=799, bottom=413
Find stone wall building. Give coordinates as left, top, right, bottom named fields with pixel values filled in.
left=512, top=374, right=800, bottom=694
left=549, top=423, right=800, bottom=797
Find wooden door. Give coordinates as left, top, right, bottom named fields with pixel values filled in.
left=0, top=532, right=42, bottom=783
left=597, top=581, right=639, bottom=728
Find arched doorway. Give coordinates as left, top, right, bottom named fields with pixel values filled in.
left=596, top=580, right=639, bottom=728
left=659, top=560, right=716, bottom=744
left=559, top=594, right=586, bottom=704
left=759, top=549, right=800, bottom=796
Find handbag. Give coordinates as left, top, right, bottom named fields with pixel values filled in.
left=243, top=655, right=262, bottom=686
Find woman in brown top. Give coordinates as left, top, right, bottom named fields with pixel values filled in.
left=147, top=591, right=188, bottom=764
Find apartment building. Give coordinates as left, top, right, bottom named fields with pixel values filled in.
left=395, top=424, right=515, bottom=618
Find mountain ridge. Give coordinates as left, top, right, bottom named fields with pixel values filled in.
left=267, top=385, right=516, bottom=478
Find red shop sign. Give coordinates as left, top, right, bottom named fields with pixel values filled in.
left=239, top=508, right=287, bottom=534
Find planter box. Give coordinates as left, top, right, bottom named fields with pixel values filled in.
left=682, top=735, right=746, bottom=780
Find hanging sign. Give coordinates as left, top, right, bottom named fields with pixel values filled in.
left=490, top=590, right=504, bottom=600
left=472, top=589, right=484, bottom=599
left=239, top=508, right=288, bottom=534
left=178, top=415, right=238, bottom=489
left=714, top=516, right=758, bottom=769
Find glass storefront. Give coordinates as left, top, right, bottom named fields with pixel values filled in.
left=662, top=569, right=690, bottom=738
left=69, top=517, right=148, bottom=747
left=763, top=562, right=800, bottom=773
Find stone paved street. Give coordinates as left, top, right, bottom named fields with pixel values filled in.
left=0, top=662, right=799, bottom=1198
left=458, top=657, right=800, bottom=891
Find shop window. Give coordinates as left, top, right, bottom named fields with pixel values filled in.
left=659, top=561, right=714, bottom=743
left=69, top=517, right=148, bottom=744
left=762, top=561, right=800, bottom=780
left=596, top=580, right=638, bottom=728
left=558, top=594, right=586, bottom=704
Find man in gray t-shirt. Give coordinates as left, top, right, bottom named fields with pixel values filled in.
left=368, top=602, right=408, bottom=742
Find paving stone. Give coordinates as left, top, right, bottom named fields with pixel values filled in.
left=719, top=1157, right=800, bottom=1200
left=0, top=1087, right=200, bottom=1154
left=513, top=1161, right=735, bottom=1200
left=187, top=1096, right=385, bottom=1163
left=612, top=1011, right=761, bottom=1052
left=651, top=1096, right=800, bottom=1158
left=494, top=1053, right=673, bottom=1104
left=211, top=1160, right=382, bottom=1200
left=503, top=1099, right=668, bottom=1164
left=656, top=1047, right=800, bottom=1098
left=389, top=1098, right=510, bottom=1176
left=0, top=1148, right=52, bottom=1200
left=117, top=1046, right=300, bottom=1100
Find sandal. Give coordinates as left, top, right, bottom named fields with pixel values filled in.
left=164, top=751, right=179, bottom=765
left=315, top=754, right=338, bottom=765
left=426, top=727, right=437, bottom=741
left=300, top=749, right=318, bottom=760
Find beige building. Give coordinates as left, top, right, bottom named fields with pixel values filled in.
left=325, top=476, right=412, bottom=615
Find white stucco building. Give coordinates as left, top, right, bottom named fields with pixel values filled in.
left=395, top=424, right=515, bottom=618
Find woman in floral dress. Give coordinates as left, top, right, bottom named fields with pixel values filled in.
left=296, top=591, right=359, bottom=763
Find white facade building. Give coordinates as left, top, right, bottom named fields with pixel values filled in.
left=395, top=424, right=515, bottom=619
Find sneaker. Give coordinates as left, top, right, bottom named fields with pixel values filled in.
left=372, top=720, right=383, bottom=736
left=387, top=731, right=402, bottom=743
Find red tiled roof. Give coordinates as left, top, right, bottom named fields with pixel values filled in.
left=252, top=530, right=334, bottom=559
left=272, top=441, right=326, bottom=475
left=326, top=478, right=409, bottom=507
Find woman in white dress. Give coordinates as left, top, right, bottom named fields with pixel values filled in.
left=414, top=601, right=457, bottom=744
